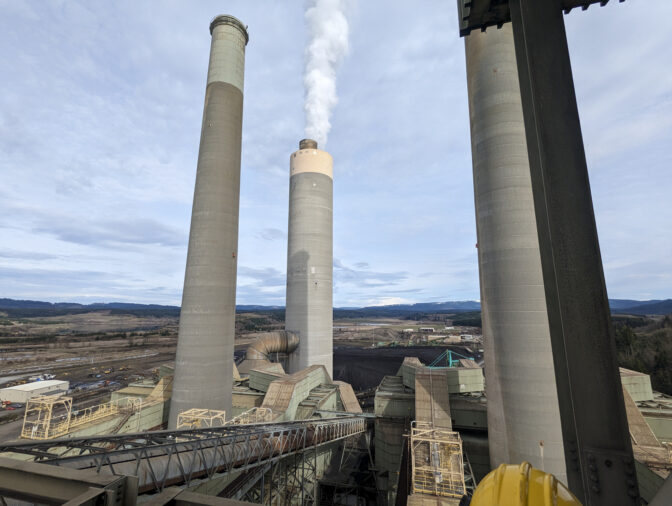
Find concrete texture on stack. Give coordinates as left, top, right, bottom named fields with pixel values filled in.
left=169, top=15, right=248, bottom=428
left=464, top=24, right=566, bottom=480
left=286, top=139, right=334, bottom=376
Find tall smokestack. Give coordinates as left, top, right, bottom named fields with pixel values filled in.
left=464, top=25, right=566, bottom=481
left=169, top=15, right=249, bottom=428
left=286, top=139, right=333, bottom=376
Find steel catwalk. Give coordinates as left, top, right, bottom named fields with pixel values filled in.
left=286, top=139, right=334, bottom=376
left=464, top=24, right=566, bottom=481
left=169, top=15, right=248, bottom=428
left=0, top=416, right=367, bottom=495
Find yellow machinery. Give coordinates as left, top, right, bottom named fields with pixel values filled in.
left=21, top=396, right=73, bottom=440
left=176, top=408, right=227, bottom=429
left=410, top=421, right=466, bottom=499
left=21, top=396, right=142, bottom=440
left=471, top=462, right=581, bottom=506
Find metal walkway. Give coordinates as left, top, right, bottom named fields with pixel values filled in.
left=0, top=415, right=367, bottom=494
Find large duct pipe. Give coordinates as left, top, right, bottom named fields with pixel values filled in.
left=464, top=25, right=566, bottom=481
left=286, top=139, right=334, bottom=376
left=245, top=331, right=300, bottom=361
left=169, top=15, right=249, bottom=428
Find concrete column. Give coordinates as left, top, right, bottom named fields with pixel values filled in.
left=169, top=15, right=248, bottom=428
left=286, top=139, right=333, bottom=376
left=464, top=24, right=566, bottom=481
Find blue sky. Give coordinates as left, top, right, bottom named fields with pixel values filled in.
left=0, top=1, right=670, bottom=307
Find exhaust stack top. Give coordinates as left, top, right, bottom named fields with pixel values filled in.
left=290, top=139, right=333, bottom=179
left=299, top=138, right=318, bottom=150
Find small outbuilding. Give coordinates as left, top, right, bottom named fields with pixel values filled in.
left=0, top=380, right=69, bottom=403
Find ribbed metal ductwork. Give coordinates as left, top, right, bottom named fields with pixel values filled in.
left=245, top=331, right=300, bottom=361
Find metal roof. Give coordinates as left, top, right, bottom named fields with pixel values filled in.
left=0, top=380, right=68, bottom=392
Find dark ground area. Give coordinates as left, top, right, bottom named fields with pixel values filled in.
left=332, top=345, right=483, bottom=391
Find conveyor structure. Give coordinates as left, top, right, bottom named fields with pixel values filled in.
left=0, top=415, right=368, bottom=495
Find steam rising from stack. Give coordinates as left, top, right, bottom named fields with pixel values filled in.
left=303, top=0, right=351, bottom=147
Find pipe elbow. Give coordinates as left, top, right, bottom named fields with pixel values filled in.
left=245, top=331, right=300, bottom=360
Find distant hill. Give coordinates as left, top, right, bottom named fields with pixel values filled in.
left=0, top=298, right=180, bottom=318
left=615, top=300, right=672, bottom=316
left=0, top=297, right=669, bottom=317
left=608, top=299, right=662, bottom=310
left=237, top=305, right=283, bottom=311
left=0, top=298, right=179, bottom=311
left=359, top=301, right=482, bottom=312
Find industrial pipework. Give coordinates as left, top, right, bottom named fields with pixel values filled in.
left=285, top=139, right=334, bottom=376
left=245, top=331, right=300, bottom=361
left=169, top=15, right=249, bottom=428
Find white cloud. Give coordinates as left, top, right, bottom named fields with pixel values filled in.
left=366, top=296, right=414, bottom=307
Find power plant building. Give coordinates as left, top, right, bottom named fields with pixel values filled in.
left=169, top=15, right=249, bottom=427
left=286, top=139, right=334, bottom=376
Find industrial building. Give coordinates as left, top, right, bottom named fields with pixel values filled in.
left=0, top=380, right=69, bottom=404
left=2, top=350, right=671, bottom=503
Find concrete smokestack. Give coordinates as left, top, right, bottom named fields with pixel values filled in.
left=464, top=25, right=566, bottom=481
left=286, top=139, right=333, bottom=376
left=169, top=15, right=249, bottom=428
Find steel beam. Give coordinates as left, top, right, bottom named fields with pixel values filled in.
left=508, top=0, right=638, bottom=504
left=0, top=457, right=137, bottom=505
left=0, top=417, right=367, bottom=495
left=457, top=0, right=623, bottom=36
left=146, top=487, right=256, bottom=505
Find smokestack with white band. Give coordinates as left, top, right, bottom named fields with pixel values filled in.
left=286, top=139, right=333, bottom=376
left=169, top=15, right=248, bottom=427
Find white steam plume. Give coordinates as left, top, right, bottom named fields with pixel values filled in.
left=303, top=0, right=351, bottom=147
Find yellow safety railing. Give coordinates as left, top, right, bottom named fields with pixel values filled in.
left=226, top=407, right=274, bottom=425
left=410, top=421, right=466, bottom=498
left=21, top=396, right=142, bottom=440
left=176, top=408, right=227, bottom=429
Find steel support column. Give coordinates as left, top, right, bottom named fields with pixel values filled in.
left=508, top=0, right=638, bottom=503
